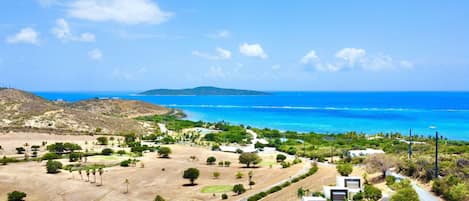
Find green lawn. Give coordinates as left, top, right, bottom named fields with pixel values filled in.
left=259, top=160, right=276, bottom=167
left=201, top=185, right=233, bottom=193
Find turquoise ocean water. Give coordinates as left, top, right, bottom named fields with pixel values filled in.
left=34, top=92, right=469, bottom=141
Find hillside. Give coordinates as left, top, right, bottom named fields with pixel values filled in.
left=69, top=99, right=170, bottom=118
left=139, top=86, right=270, bottom=96
left=0, top=88, right=171, bottom=134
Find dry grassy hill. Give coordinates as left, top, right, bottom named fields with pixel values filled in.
left=0, top=88, right=171, bottom=134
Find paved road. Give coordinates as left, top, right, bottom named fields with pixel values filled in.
left=388, top=171, right=440, bottom=201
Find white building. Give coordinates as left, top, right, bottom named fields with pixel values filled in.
left=348, top=148, right=384, bottom=158
left=322, top=176, right=363, bottom=201
left=301, top=196, right=327, bottom=201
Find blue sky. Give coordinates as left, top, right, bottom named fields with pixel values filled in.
left=0, top=0, right=468, bottom=91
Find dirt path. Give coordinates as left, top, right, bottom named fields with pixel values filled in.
left=260, top=164, right=337, bottom=201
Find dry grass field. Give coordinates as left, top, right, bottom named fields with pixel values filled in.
left=0, top=133, right=308, bottom=201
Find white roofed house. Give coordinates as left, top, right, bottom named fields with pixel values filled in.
left=348, top=148, right=384, bottom=158
left=322, top=176, right=363, bottom=201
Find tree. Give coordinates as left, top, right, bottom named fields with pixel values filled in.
left=365, top=154, right=396, bottom=179
left=233, top=184, right=246, bottom=195
left=101, top=148, right=114, bottom=156
left=154, top=195, right=166, bottom=201
left=297, top=187, right=305, bottom=198
left=236, top=171, right=244, bottom=179
left=124, top=178, right=129, bottom=193
left=92, top=168, right=97, bottom=183
left=7, top=191, right=27, bottom=201
left=117, top=150, right=126, bottom=155
left=15, top=147, right=25, bottom=154
left=69, top=152, right=81, bottom=162
left=390, top=187, right=419, bottom=201
left=46, top=160, right=62, bottom=174
left=86, top=169, right=90, bottom=181
left=364, top=184, right=382, bottom=201
left=78, top=168, right=83, bottom=180
left=221, top=193, right=228, bottom=200
left=98, top=168, right=104, bottom=185
left=158, top=147, right=172, bottom=158
left=183, top=168, right=200, bottom=185
left=239, top=153, right=262, bottom=168
left=248, top=171, right=254, bottom=189
left=213, top=171, right=220, bottom=179
left=336, top=163, right=353, bottom=176
left=96, top=137, right=109, bottom=145
left=206, top=156, right=216, bottom=165
left=276, top=154, right=287, bottom=162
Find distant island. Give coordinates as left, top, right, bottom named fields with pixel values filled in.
left=139, top=86, right=270, bottom=96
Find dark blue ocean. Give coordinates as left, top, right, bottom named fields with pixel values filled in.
left=34, top=92, right=469, bottom=141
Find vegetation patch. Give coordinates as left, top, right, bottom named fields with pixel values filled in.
left=201, top=185, right=233, bottom=193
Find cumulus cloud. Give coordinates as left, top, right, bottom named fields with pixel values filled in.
left=67, top=0, right=172, bottom=24
left=207, top=30, right=231, bottom=39
left=6, top=28, right=40, bottom=45
left=192, top=47, right=231, bottom=60
left=88, top=48, right=102, bottom=60
left=239, top=43, right=267, bottom=59
left=300, top=48, right=413, bottom=72
left=300, top=50, right=320, bottom=64
left=52, top=18, right=95, bottom=42
left=335, top=48, right=366, bottom=66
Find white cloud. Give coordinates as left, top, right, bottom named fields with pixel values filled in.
left=192, top=47, right=231, bottom=60
left=399, top=60, right=414, bottom=68
left=88, top=48, right=102, bottom=60
left=239, top=43, right=267, bottom=59
left=52, top=18, right=95, bottom=42
left=67, top=0, right=172, bottom=24
left=335, top=48, right=366, bottom=66
left=208, top=30, right=230, bottom=39
left=6, top=28, right=40, bottom=45
left=300, top=50, right=320, bottom=64
left=272, top=64, right=281, bottom=70
left=301, top=48, right=412, bottom=72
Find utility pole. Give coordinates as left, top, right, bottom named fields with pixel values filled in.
left=408, top=129, right=413, bottom=160
left=435, top=131, right=439, bottom=178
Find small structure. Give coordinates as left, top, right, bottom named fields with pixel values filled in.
left=301, top=196, right=327, bottom=201
left=322, top=176, right=363, bottom=201
left=219, top=145, right=257, bottom=153
left=348, top=148, right=384, bottom=158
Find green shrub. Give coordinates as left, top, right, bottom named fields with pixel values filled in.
left=221, top=193, right=228, bottom=199
left=385, top=175, right=396, bottom=186
left=276, top=154, right=287, bottom=162
left=206, top=156, right=216, bottom=165
left=153, top=195, right=166, bottom=201
left=101, top=148, right=114, bottom=156
left=46, top=160, right=63, bottom=174
left=390, top=187, right=419, bottom=201
left=233, top=184, right=246, bottom=195
left=7, top=191, right=27, bottom=201
left=336, top=163, right=353, bottom=176
left=120, top=159, right=130, bottom=167
left=158, top=147, right=171, bottom=158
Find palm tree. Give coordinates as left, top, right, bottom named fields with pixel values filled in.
left=86, top=169, right=90, bottom=182
left=124, top=178, right=129, bottom=193
left=92, top=168, right=96, bottom=183
left=248, top=171, right=254, bottom=189
left=69, top=167, right=74, bottom=179
left=78, top=168, right=83, bottom=180
left=98, top=168, right=103, bottom=185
